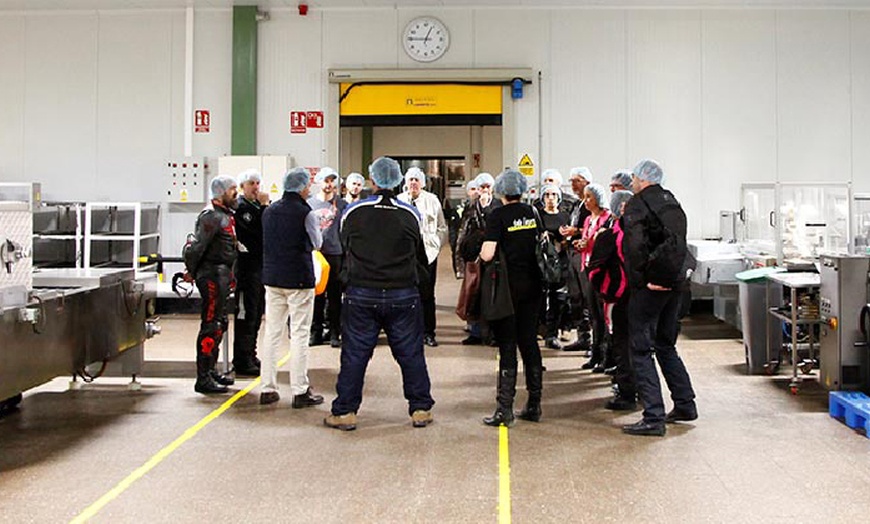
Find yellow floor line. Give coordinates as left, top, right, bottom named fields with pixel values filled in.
left=70, top=353, right=290, bottom=524
left=498, top=424, right=511, bottom=524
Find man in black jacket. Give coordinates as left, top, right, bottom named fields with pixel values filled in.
left=258, top=168, right=325, bottom=408
left=232, top=169, right=269, bottom=376
left=324, top=156, right=435, bottom=431
left=621, top=159, right=697, bottom=436
left=183, top=175, right=239, bottom=394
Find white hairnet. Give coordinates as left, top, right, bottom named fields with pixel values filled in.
left=345, top=172, right=364, bottom=187
left=466, top=179, right=479, bottom=190
left=569, top=166, right=593, bottom=182
left=405, top=167, right=426, bottom=186
left=610, top=169, right=633, bottom=190
left=210, top=175, right=237, bottom=200
left=584, top=183, right=609, bottom=209
left=237, top=168, right=261, bottom=186
left=539, top=184, right=562, bottom=203
left=542, top=168, right=563, bottom=186
left=494, top=170, right=528, bottom=197
left=283, top=167, right=310, bottom=193
left=314, top=166, right=341, bottom=186
left=474, top=172, right=495, bottom=187
left=369, top=156, right=403, bottom=188
left=632, top=159, right=664, bottom=184
left=610, top=190, right=634, bottom=218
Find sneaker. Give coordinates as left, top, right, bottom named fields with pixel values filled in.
left=259, top=391, right=280, bottom=405
left=209, top=370, right=235, bottom=386
left=665, top=405, right=698, bottom=423
left=292, top=387, right=324, bottom=409
left=411, top=410, right=434, bottom=428
left=194, top=376, right=229, bottom=395
left=544, top=337, right=562, bottom=350
left=324, top=412, right=358, bottom=431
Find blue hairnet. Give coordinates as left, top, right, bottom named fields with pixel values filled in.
left=542, top=168, right=563, bottom=186
left=584, top=183, right=609, bottom=209
left=494, top=170, right=528, bottom=197
left=569, top=166, right=593, bottom=182
left=344, top=172, right=364, bottom=187
left=632, top=159, right=664, bottom=184
left=474, top=172, right=495, bottom=187
left=466, top=179, right=479, bottom=190
left=539, top=184, right=562, bottom=203
left=236, top=169, right=261, bottom=186
left=610, top=169, right=633, bottom=190
left=610, top=190, right=634, bottom=218
left=210, top=175, right=237, bottom=200
left=405, top=167, right=426, bottom=186
left=315, top=166, right=341, bottom=186
left=369, top=156, right=403, bottom=189
left=283, top=167, right=310, bottom=193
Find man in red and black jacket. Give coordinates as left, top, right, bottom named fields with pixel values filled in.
left=183, top=175, right=239, bottom=395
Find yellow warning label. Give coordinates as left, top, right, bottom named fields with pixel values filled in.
left=180, top=189, right=188, bottom=202
left=519, top=154, right=534, bottom=176
left=270, top=183, right=279, bottom=193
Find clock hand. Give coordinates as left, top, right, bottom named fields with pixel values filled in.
left=424, top=26, right=433, bottom=43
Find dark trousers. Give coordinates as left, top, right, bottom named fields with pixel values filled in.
left=611, top=297, right=636, bottom=399
left=195, top=268, right=231, bottom=369
left=541, top=283, right=568, bottom=339
left=491, top=279, right=543, bottom=373
left=312, top=253, right=343, bottom=338
left=580, top=272, right=607, bottom=364
left=420, top=259, right=438, bottom=337
left=233, top=267, right=263, bottom=367
left=331, top=286, right=435, bottom=416
left=629, top=287, right=696, bottom=423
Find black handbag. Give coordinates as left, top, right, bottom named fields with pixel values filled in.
left=480, top=249, right=514, bottom=321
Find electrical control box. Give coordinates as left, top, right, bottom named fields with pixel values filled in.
left=216, top=156, right=295, bottom=201
left=165, top=157, right=208, bottom=203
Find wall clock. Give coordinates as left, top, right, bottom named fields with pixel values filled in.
left=402, top=17, right=450, bottom=63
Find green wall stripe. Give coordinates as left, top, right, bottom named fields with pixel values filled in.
left=232, top=6, right=257, bottom=155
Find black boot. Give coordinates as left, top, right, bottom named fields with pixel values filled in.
left=483, top=369, right=517, bottom=427
left=195, top=355, right=228, bottom=394
left=209, top=344, right=234, bottom=386
left=516, top=366, right=543, bottom=422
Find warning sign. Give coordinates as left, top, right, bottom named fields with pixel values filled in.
left=180, top=189, right=189, bottom=202
left=270, top=182, right=279, bottom=194
left=518, top=154, right=534, bottom=177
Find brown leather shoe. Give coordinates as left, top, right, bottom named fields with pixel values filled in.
left=324, top=412, right=357, bottom=431
left=292, top=388, right=324, bottom=409
left=259, top=391, right=280, bottom=405
left=411, top=410, right=434, bottom=428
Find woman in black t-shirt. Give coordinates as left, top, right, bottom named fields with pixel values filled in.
left=538, top=184, right=570, bottom=349
left=479, top=170, right=544, bottom=427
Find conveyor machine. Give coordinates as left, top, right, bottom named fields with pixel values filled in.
left=0, top=183, right=158, bottom=413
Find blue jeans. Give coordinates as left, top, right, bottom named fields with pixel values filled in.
left=331, top=286, right=435, bottom=416
left=629, top=287, right=696, bottom=423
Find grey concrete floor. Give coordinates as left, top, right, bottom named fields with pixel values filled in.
left=3, top=259, right=870, bottom=523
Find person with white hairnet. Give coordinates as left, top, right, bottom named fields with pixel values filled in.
left=182, top=175, right=240, bottom=395
left=455, top=172, right=502, bottom=345
left=584, top=189, right=637, bottom=411
left=446, top=179, right=479, bottom=277
left=308, top=166, right=348, bottom=348
left=559, top=166, right=595, bottom=352
left=573, top=182, right=612, bottom=373
left=621, top=159, right=697, bottom=437
left=399, top=167, right=448, bottom=347
left=259, top=167, right=325, bottom=407
left=343, top=172, right=368, bottom=205
left=610, top=169, right=633, bottom=194
left=537, top=184, right=571, bottom=349
left=325, top=156, right=435, bottom=431
left=232, top=169, right=270, bottom=376
left=478, top=170, right=544, bottom=427
left=535, top=169, right=578, bottom=216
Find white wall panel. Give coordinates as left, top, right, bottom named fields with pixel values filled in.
left=0, top=15, right=25, bottom=182
left=192, top=9, right=231, bottom=157
left=550, top=10, right=626, bottom=186
left=96, top=11, right=179, bottom=201
left=701, top=10, right=776, bottom=237
left=473, top=9, right=548, bottom=68
left=258, top=10, right=323, bottom=167
left=323, top=9, right=398, bottom=67
left=627, top=10, right=702, bottom=237
left=23, top=13, right=98, bottom=200
left=851, top=11, right=870, bottom=194
left=776, top=11, right=851, bottom=184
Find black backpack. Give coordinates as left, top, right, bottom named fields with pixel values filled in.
left=637, top=192, right=689, bottom=286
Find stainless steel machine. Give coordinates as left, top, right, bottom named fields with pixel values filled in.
left=0, top=183, right=159, bottom=413
left=819, top=254, right=870, bottom=391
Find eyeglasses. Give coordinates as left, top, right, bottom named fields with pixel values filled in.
left=543, top=193, right=559, bottom=198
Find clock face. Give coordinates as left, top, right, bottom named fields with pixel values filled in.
left=402, top=17, right=450, bottom=63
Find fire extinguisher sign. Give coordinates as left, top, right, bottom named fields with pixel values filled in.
left=290, top=111, right=307, bottom=134
left=194, top=110, right=210, bottom=133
